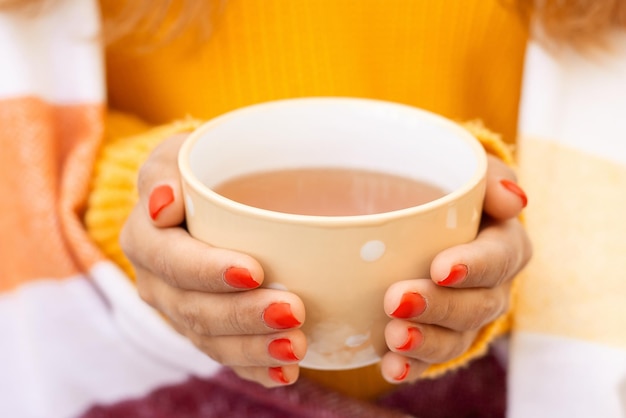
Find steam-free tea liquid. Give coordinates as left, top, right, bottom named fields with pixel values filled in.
left=213, top=167, right=447, bottom=216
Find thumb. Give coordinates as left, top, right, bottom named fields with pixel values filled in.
left=138, top=134, right=189, bottom=228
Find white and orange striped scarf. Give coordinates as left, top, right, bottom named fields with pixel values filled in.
left=0, top=2, right=223, bottom=417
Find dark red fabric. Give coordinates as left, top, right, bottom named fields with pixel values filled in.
left=82, top=349, right=505, bottom=418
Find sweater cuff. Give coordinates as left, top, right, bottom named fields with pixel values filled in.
left=421, top=120, right=517, bottom=379
left=85, top=112, right=204, bottom=279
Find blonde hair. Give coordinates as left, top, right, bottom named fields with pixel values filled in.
left=516, top=0, right=626, bottom=48
left=101, top=0, right=221, bottom=46
left=2, top=0, right=626, bottom=46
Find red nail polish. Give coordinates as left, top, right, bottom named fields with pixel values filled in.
left=149, top=184, right=175, bottom=220
left=500, top=179, right=528, bottom=208
left=268, top=366, right=290, bottom=384
left=223, top=267, right=258, bottom=289
left=391, top=292, right=426, bottom=319
left=395, top=327, right=422, bottom=352
left=263, top=303, right=301, bottom=329
left=394, top=363, right=410, bottom=381
left=268, top=338, right=299, bottom=362
left=438, top=264, right=468, bottom=286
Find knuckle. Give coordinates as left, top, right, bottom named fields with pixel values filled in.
left=153, top=254, right=180, bottom=288
left=177, top=302, right=209, bottom=336
left=417, top=336, right=444, bottom=362
left=225, top=304, right=251, bottom=335
left=153, top=245, right=192, bottom=290
left=433, top=297, right=457, bottom=325
left=466, top=293, right=502, bottom=330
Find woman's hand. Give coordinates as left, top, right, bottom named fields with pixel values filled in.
left=122, top=136, right=531, bottom=387
left=379, top=155, right=532, bottom=383
left=121, top=135, right=306, bottom=387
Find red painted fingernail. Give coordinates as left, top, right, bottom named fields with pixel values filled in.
left=394, top=362, right=410, bottom=381
left=149, top=184, right=175, bottom=220
left=268, top=366, right=290, bottom=384
left=223, top=267, right=258, bottom=289
left=395, top=327, right=423, bottom=352
left=263, top=303, right=301, bottom=329
left=391, top=292, right=426, bottom=319
left=438, top=264, right=468, bottom=286
left=500, top=179, right=528, bottom=208
left=268, top=338, right=299, bottom=362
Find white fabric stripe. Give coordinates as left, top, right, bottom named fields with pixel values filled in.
left=0, top=0, right=104, bottom=103
left=508, top=332, right=626, bottom=418
left=90, top=262, right=221, bottom=374
left=0, top=263, right=220, bottom=418
left=519, top=31, right=626, bottom=166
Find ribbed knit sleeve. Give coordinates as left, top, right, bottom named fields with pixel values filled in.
left=84, top=112, right=203, bottom=278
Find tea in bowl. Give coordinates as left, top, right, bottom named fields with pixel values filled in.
left=178, top=97, right=487, bottom=370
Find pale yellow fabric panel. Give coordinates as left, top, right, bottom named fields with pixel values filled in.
left=516, top=138, right=626, bottom=350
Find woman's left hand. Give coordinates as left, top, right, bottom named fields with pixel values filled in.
left=380, top=155, right=532, bottom=383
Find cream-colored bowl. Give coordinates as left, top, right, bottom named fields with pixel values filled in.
left=179, top=97, right=487, bottom=370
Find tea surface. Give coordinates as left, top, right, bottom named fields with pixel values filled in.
left=213, top=168, right=446, bottom=216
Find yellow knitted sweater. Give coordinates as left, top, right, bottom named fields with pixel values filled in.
left=86, top=0, right=528, bottom=399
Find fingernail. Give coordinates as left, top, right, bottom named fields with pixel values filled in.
left=268, top=338, right=299, bottom=362
left=263, top=303, right=301, bottom=329
left=149, top=184, right=175, bottom=220
left=268, top=366, right=290, bottom=384
left=500, top=179, right=528, bottom=208
left=223, top=267, right=258, bottom=289
left=394, top=362, right=410, bottom=381
left=391, top=292, right=426, bottom=319
left=395, top=327, right=423, bottom=352
left=437, top=264, right=468, bottom=286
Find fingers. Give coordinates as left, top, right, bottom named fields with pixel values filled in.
left=183, top=328, right=306, bottom=368
left=379, top=320, right=478, bottom=383
left=231, top=364, right=301, bottom=387
left=483, top=154, right=528, bottom=220
left=381, top=279, right=506, bottom=384
left=380, top=352, right=428, bottom=383
left=384, top=319, right=477, bottom=363
left=140, top=266, right=306, bottom=387
left=383, top=279, right=510, bottom=332
left=137, top=134, right=189, bottom=227
left=430, top=217, right=532, bottom=288
left=176, top=307, right=305, bottom=388
left=140, top=274, right=305, bottom=337
left=121, top=205, right=265, bottom=292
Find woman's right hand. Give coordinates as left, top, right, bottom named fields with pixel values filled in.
left=120, top=134, right=306, bottom=387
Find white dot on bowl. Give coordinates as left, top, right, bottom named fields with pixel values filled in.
left=446, top=206, right=457, bottom=229
left=472, top=207, right=480, bottom=222
left=185, top=193, right=195, bottom=217
left=360, top=240, right=386, bottom=262
left=345, top=332, right=370, bottom=347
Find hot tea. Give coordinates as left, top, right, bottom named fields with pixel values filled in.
left=213, top=167, right=447, bottom=216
